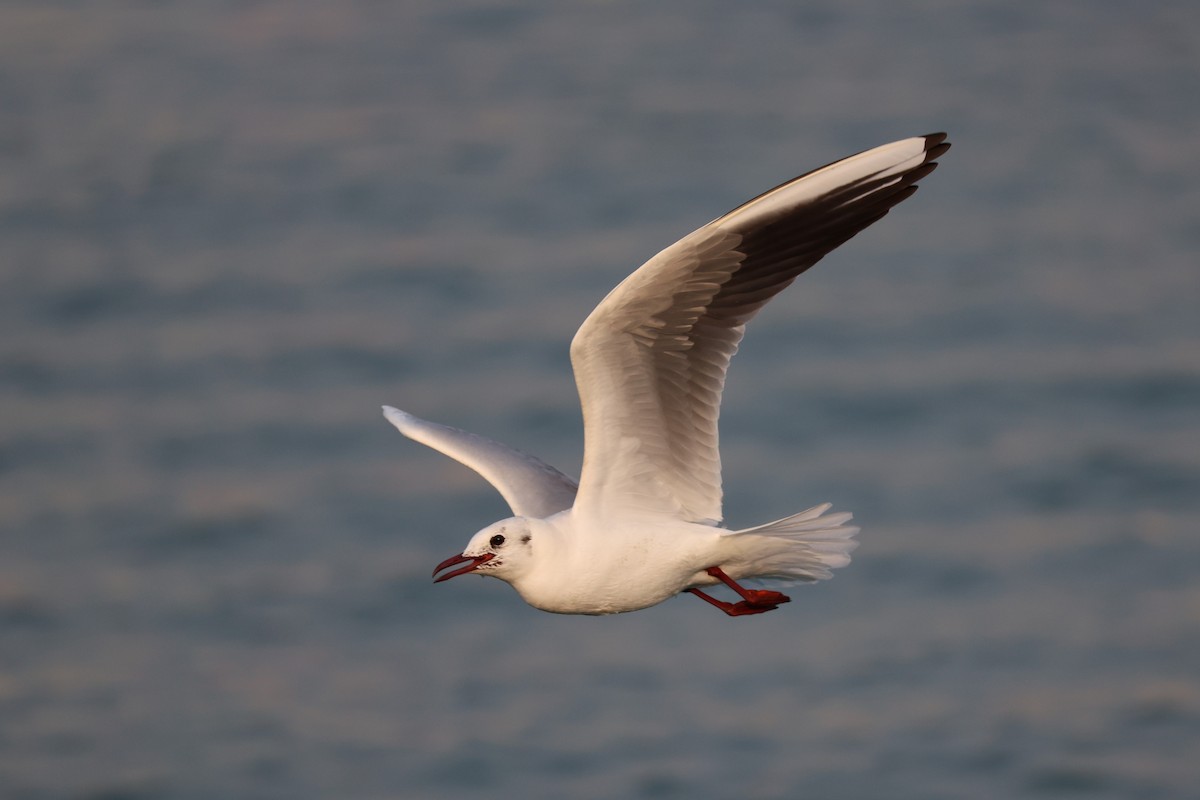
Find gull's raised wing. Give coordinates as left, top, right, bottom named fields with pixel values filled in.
left=569, top=134, right=950, bottom=524
left=383, top=406, right=578, bottom=519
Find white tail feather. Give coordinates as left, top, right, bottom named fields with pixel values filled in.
left=722, top=503, right=860, bottom=583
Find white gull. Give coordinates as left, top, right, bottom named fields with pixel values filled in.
left=385, top=133, right=950, bottom=616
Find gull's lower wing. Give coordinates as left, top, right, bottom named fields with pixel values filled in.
left=569, top=134, right=950, bottom=524
left=383, top=406, right=578, bottom=519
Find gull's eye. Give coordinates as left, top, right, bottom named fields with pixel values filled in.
left=489, top=534, right=506, bottom=548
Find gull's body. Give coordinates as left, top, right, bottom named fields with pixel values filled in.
left=386, top=133, right=949, bottom=616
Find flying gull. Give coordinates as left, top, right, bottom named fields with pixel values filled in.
left=385, top=133, right=949, bottom=616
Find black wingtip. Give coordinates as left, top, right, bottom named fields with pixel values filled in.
left=923, top=132, right=951, bottom=160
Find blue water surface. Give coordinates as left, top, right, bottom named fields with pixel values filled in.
left=2, top=2, right=1198, bottom=798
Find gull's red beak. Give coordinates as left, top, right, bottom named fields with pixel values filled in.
left=432, top=552, right=495, bottom=583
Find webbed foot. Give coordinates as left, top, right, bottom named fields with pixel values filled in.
left=685, top=568, right=792, bottom=617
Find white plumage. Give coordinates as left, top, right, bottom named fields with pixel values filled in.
left=386, top=133, right=949, bottom=616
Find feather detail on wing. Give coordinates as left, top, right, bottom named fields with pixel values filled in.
left=383, top=406, right=578, bottom=518
left=569, top=134, right=950, bottom=523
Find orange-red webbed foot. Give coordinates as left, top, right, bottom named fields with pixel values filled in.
left=739, top=588, right=791, bottom=607
left=685, top=587, right=789, bottom=616
left=685, top=568, right=792, bottom=617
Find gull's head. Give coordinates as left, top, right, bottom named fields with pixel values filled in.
left=432, top=518, right=536, bottom=585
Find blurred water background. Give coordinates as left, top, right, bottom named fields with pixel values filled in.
left=2, top=1, right=1199, bottom=798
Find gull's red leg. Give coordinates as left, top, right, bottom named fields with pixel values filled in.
left=686, top=567, right=791, bottom=617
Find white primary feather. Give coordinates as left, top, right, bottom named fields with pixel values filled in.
left=382, top=406, right=577, bottom=519
left=569, top=134, right=947, bottom=525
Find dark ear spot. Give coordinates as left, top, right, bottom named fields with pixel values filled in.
left=521, top=534, right=531, bottom=544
